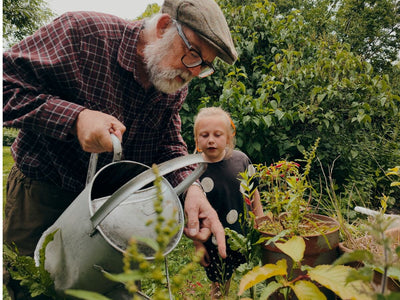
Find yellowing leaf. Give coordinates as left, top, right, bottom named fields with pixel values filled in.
left=238, top=259, right=287, bottom=295
left=291, top=280, right=326, bottom=300
left=308, top=265, right=374, bottom=300
left=275, top=236, right=305, bottom=262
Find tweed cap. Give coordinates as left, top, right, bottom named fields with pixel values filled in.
left=162, top=0, right=237, bottom=65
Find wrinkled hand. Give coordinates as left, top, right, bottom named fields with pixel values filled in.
left=184, top=185, right=226, bottom=258
left=74, top=109, right=126, bottom=152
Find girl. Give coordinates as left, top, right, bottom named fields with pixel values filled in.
left=192, top=107, right=263, bottom=299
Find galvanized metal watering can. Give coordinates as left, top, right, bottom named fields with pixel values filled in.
left=34, top=134, right=206, bottom=296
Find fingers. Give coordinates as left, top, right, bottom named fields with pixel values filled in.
left=184, top=187, right=227, bottom=259
left=211, top=221, right=227, bottom=259
left=184, top=226, right=210, bottom=241
left=184, top=208, right=200, bottom=238
left=109, top=122, right=125, bottom=141
left=75, top=109, right=126, bottom=153
left=200, top=214, right=226, bottom=258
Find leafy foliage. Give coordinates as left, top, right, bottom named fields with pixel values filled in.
left=333, top=0, right=400, bottom=74
left=3, top=127, right=19, bottom=146
left=3, top=230, right=58, bottom=299
left=3, top=0, right=54, bottom=48
left=182, top=0, right=400, bottom=209
left=335, top=210, right=400, bottom=295
left=238, top=236, right=374, bottom=299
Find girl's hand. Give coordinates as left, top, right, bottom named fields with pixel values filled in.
left=193, top=241, right=210, bottom=267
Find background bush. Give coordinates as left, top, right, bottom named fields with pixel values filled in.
left=3, top=128, right=18, bottom=147
left=181, top=0, right=400, bottom=209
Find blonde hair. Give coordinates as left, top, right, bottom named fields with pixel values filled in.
left=194, top=107, right=236, bottom=157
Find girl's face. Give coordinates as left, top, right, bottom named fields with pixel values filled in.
left=196, top=116, right=230, bottom=162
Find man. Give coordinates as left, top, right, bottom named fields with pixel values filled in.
left=3, top=0, right=237, bottom=298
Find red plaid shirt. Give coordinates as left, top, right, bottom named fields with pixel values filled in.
left=3, top=11, right=192, bottom=193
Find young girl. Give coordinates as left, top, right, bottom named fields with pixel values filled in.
left=192, top=107, right=263, bottom=299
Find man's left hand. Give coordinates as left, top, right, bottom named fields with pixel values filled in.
left=183, top=185, right=226, bottom=258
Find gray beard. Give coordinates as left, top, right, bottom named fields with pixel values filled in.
left=143, top=30, right=193, bottom=94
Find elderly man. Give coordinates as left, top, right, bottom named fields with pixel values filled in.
left=3, top=0, right=237, bottom=298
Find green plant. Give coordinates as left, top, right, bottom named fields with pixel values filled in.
left=334, top=172, right=400, bottom=298
left=3, top=127, right=18, bottom=146
left=387, top=166, right=400, bottom=188
left=182, top=0, right=400, bottom=209
left=334, top=213, right=400, bottom=298
left=244, top=138, right=325, bottom=237
left=225, top=204, right=263, bottom=299
left=3, top=230, right=59, bottom=299
left=238, top=235, right=373, bottom=300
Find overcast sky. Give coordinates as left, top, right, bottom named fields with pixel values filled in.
left=47, top=0, right=163, bottom=19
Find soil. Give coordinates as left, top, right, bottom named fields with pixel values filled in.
left=257, top=214, right=338, bottom=236
left=342, top=228, right=400, bottom=266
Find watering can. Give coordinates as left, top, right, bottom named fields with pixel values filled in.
left=34, top=134, right=206, bottom=297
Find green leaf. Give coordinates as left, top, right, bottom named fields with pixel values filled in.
left=131, top=236, right=159, bottom=253
left=65, top=289, right=111, bottom=300
left=225, top=228, right=246, bottom=253
left=238, top=259, right=287, bottom=295
left=291, top=280, right=326, bottom=300
left=103, top=270, right=143, bottom=283
left=259, top=281, right=284, bottom=300
left=275, top=236, right=305, bottom=263
left=262, top=115, right=272, bottom=127
left=39, top=229, right=59, bottom=275
left=274, top=109, right=285, bottom=120
left=260, top=230, right=291, bottom=246
left=308, top=265, right=374, bottom=300
left=333, top=249, right=374, bottom=266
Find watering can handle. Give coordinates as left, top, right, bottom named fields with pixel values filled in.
left=85, top=134, right=122, bottom=186
left=90, top=154, right=207, bottom=230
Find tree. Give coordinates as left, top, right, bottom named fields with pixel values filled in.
left=3, top=0, right=55, bottom=49
left=334, top=0, right=400, bottom=74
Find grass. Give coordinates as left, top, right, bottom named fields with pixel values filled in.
left=3, top=146, right=13, bottom=210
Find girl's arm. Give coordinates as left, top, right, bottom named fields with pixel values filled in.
left=251, top=189, right=264, bottom=217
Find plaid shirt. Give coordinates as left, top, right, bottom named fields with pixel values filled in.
left=3, top=11, right=192, bottom=193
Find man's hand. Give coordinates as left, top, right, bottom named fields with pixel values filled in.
left=73, top=109, right=126, bottom=152
left=184, top=184, right=227, bottom=258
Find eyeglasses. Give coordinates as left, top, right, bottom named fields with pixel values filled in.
left=174, top=21, right=215, bottom=78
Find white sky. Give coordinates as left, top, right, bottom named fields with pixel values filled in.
left=47, top=0, right=164, bottom=20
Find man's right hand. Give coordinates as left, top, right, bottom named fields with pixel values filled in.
left=73, top=109, right=126, bottom=153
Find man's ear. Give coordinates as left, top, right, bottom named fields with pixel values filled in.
left=156, top=14, right=173, bottom=38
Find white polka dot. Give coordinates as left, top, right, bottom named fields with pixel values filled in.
left=201, top=177, right=214, bottom=193
left=226, top=209, right=238, bottom=224
left=211, top=235, right=217, bottom=245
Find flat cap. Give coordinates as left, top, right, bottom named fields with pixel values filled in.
left=162, top=0, right=238, bottom=65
